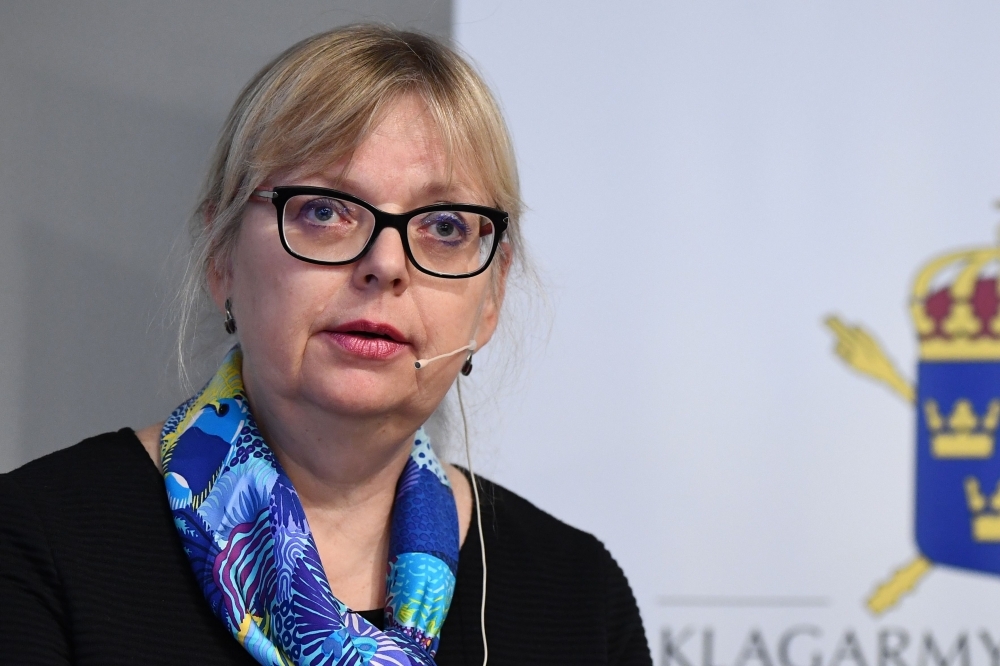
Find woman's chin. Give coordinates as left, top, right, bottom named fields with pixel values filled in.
left=302, top=366, right=417, bottom=418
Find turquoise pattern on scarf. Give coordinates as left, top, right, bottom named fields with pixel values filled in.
left=160, top=347, right=459, bottom=665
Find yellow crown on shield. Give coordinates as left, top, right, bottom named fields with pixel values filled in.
left=912, top=247, right=1000, bottom=360
left=964, top=477, right=1000, bottom=542
left=924, top=398, right=1000, bottom=458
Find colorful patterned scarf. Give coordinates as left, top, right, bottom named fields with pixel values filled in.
left=160, top=347, right=459, bottom=666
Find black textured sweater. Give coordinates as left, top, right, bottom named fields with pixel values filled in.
left=0, top=429, right=652, bottom=665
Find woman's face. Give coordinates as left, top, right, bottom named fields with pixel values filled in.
left=213, top=95, right=505, bottom=426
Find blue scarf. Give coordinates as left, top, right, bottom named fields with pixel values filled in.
left=161, top=347, right=459, bottom=665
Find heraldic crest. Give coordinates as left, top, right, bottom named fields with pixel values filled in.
left=828, top=239, right=1000, bottom=614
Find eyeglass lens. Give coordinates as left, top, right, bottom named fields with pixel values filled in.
left=281, top=194, right=496, bottom=276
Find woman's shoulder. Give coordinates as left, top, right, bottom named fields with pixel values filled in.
left=0, top=427, right=173, bottom=574
left=471, top=475, right=638, bottom=608
left=2, top=428, right=158, bottom=504
left=473, top=473, right=614, bottom=562
left=0, top=427, right=179, bottom=601
left=0, top=429, right=255, bottom=664
left=440, top=473, right=653, bottom=665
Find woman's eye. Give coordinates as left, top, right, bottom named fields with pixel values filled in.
left=299, top=198, right=350, bottom=225
left=311, top=204, right=335, bottom=222
left=422, top=212, right=469, bottom=241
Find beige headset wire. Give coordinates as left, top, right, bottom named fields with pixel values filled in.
left=457, top=377, right=488, bottom=666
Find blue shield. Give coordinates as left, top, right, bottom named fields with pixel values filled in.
left=916, top=360, right=1000, bottom=574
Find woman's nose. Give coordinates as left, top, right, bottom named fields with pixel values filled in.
left=351, top=227, right=410, bottom=293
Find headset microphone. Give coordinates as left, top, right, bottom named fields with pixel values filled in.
left=417, top=325, right=489, bottom=662
left=413, top=339, right=477, bottom=370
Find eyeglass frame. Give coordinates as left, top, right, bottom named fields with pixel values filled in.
left=253, top=186, right=510, bottom=279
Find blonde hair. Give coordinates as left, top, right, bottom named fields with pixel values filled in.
left=178, top=24, right=526, bottom=383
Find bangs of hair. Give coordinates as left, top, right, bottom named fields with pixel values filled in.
left=214, top=26, right=520, bottom=220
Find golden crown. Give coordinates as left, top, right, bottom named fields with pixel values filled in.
left=965, top=477, right=1000, bottom=542
left=925, top=398, right=1000, bottom=458
left=911, top=247, right=1000, bottom=360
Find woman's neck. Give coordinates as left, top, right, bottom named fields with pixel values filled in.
left=279, top=438, right=404, bottom=611
left=249, top=397, right=416, bottom=508
left=133, top=387, right=474, bottom=612
left=242, top=378, right=421, bottom=610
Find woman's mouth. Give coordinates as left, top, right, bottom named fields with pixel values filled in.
left=325, top=320, right=409, bottom=360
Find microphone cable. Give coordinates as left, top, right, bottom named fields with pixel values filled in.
left=456, top=377, right=488, bottom=666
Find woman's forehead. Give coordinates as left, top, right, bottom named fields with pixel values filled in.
left=272, top=143, right=489, bottom=206
left=258, top=93, right=494, bottom=205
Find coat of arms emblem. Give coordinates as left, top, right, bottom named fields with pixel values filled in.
left=828, top=240, right=1000, bottom=613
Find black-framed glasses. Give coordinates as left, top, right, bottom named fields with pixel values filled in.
left=253, top=186, right=509, bottom=279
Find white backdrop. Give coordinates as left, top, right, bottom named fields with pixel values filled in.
left=456, top=2, right=1000, bottom=663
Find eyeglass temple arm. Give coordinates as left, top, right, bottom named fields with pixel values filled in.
left=253, top=190, right=277, bottom=199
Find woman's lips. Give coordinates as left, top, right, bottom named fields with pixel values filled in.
left=325, top=320, right=409, bottom=360
left=326, top=332, right=407, bottom=360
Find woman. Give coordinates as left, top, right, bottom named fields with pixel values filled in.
left=0, top=26, right=651, bottom=665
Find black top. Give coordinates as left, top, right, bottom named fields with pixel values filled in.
left=356, top=608, right=386, bottom=630
left=0, top=429, right=651, bottom=665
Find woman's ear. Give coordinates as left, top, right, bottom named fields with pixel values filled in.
left=207, top=254, right=231, bottom=312
left=203, top=203, right=231, bottom=313
left=494, top=245, right=513, bottom=301
left=473, top=247, right=513, bottom=350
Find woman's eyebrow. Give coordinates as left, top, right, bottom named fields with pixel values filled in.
left=416, top=179, right=486, bottom=204
left=325, top=176, right=476, bottom=205
left=416, top=181, right=455, bottom=199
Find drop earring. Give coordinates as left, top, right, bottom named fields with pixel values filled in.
left=461, top=350, right=474, bottom=376
left=224, top=298, right=237, bottom=334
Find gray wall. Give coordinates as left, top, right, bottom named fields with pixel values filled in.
left=0, top=1, right=452, bottom=472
